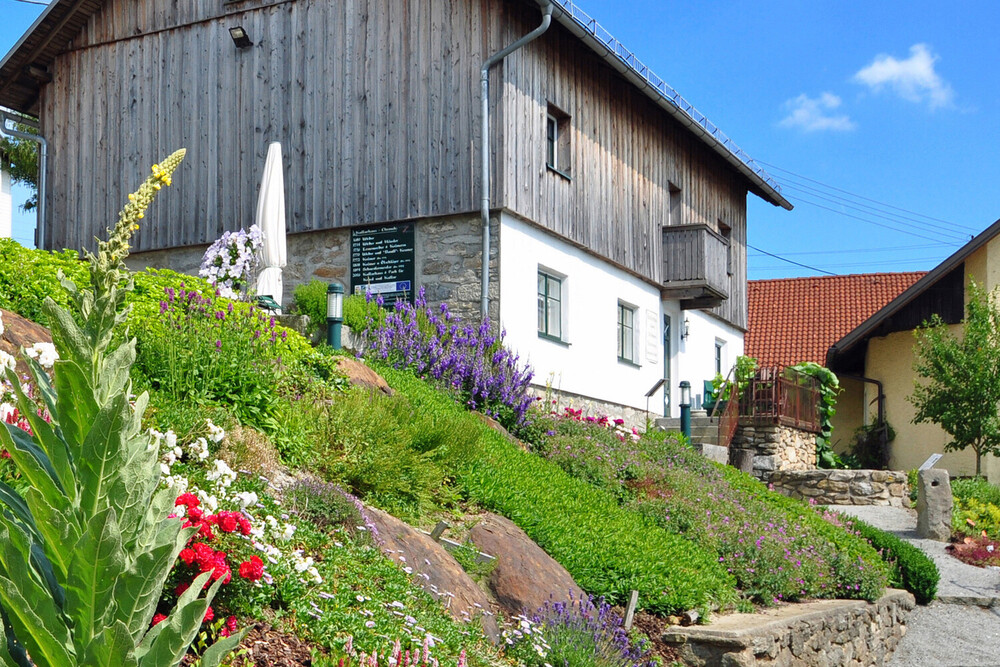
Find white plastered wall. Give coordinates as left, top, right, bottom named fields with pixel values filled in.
left=498, top=214, right=745, bottom=416
left=0, top=166, right=12, bottom=240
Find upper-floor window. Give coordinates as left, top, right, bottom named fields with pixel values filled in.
left=538, top=270, right=564, bottom=341
left=719, top=220, right=733, bottom=276
left=668, top=183, right=682, bottom=226
left=618, top=302, right=637, bottom=364
left=546, top=103, right=571, bottom=177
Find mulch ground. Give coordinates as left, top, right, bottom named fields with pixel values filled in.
left=632, top=612, right=683, bottom=665
left=182, top=623, right=324, bottom=667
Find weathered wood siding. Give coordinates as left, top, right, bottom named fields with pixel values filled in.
left=43, top=0, right=507, bottom=253
left=497, top=5, right=748, bottom=327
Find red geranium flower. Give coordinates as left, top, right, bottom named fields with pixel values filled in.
left=238, top=555, right=264, bottom=582
left=151, top=613, right=167, bottom=626
left=175, top=492, right=200, bottom=508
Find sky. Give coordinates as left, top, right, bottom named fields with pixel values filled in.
left=2, top=0, right=999, bottom=278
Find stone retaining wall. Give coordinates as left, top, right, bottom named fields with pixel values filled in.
left=664, top=589, right=914, bottom=666
left=730, top=423, right=817, bottom=479
left=769, top=470, right=908, bottom=507
left=527, top=386, right=649, bottom=431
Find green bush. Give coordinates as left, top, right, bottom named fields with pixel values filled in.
left=0, top=239, right=88, bottom=324
left=953, top=477, right=1000, bottom=506
left=291, top=279, right=328, bottom=335
left=847, top=516, right=938, bottom=604
left=377, top=364, right=737, bottom=615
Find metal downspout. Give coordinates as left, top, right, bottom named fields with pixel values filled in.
left=1, top=111, right=47, bottom=249
left=480, top=1, right=553, bottom=320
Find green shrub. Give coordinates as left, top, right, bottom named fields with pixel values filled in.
left=953, top=477, right=1000, bottom=506
left=846, top=516, right=938, bottom=604
left=291, top=279, right=329, bottom=335
left=377, top=364, right=737, bottom=615
left=0, top=239, right=88, bottom=325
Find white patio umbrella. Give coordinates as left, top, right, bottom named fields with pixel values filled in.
left=254, top=142, right=287, bottom=309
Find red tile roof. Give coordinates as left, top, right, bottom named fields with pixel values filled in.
left=746, top=273, right=926, bottom=368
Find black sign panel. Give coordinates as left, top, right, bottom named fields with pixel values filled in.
left=350, top=223, right=416, bottom=303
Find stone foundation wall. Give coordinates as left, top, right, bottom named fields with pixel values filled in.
left=731, top=423, right=817, bottom=479
left=125, top=213, right=499, bottom=323
left=664, top=589, right=914, bottom=667
left=769, top=470, right=909, bottom=507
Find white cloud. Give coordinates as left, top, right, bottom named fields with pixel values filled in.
left=779, top=93, right=856, bottom=132
left=853, top=43, right=954, bottom=109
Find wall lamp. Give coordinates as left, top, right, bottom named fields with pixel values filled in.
left=682, top=316, right=691, bottom=341
left=229, top=26, right=253, bottom=49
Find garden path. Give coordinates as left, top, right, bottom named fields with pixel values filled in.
left=834, top=505, right=1000, bottom=666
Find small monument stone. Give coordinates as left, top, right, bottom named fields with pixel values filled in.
left=916, top=468, right=952, bottom=541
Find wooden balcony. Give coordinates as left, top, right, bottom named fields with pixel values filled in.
left=661, top=224, right=730, bottom=309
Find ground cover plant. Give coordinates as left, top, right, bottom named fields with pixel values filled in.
left=527, top=406, right=889, bottom=606
left=952, top=477, right=1000, bottom=545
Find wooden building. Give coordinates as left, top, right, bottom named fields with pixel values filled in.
left=0, top=0, right=791, bottom=418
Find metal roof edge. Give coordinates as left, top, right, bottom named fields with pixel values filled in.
left=540, top=0, right=792, bottom=210
left=826, top=217, right=1000, bottom=367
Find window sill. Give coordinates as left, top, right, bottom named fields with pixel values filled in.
left=546, top=165, right=572, bottom=182
left=538, top=333, right=570, bottom=347
left=617, top=357, right=641, bottom=369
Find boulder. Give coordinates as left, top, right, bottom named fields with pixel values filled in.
left=916, top=468, right=953, bottom=541
left=469, top=513, right=582, bottom=619
left=0, top=308, right=52, bottom=376
left=365, top=507, right=499, bottom=641
left=334, top=357, right=393, bottom=395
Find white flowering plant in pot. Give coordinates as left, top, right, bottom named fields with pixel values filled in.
left=0, top=150, right=247, bottom=666
left=198, top=225, right=263, bottom=300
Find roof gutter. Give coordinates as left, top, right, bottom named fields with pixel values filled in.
left=480, top=0, right=554, bottom=320
left=1, top=110, right=46, bottom=249
left=541, top=1, right=791, bottom=211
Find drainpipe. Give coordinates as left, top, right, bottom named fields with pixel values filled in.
left=1, top=111, right=47, bottom=249
left=480, top=1, right=553, bottom=320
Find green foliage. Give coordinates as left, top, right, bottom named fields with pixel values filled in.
left=788, top=362, right=841, bottom=468
left=343, top=294, right=383, bottom=333
left=0, top=240, right=89, bottom=325
left=849, top=420, right=896, bottom=470
left=1, top=127, right=38, bottom=210
left=845, top=516, right=938, bottom=604
left=952, top=478, right=1000, bottom=541
left=0, top=151, right=244, bottom=665
left=377, top=365, right=738, bottom=616
left=290, top=280, right=329, bottom=336
left=910, top=281, right=1000, bottom=476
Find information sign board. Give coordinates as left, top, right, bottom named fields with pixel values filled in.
left=350, top=223, right=415, bottom=304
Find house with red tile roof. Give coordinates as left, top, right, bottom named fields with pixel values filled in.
left=746, top=272, right=924, bottom=455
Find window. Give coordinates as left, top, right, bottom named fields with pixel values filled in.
left=618, top=302, right=637, bottom=363
left=719, top=220, right=733, bottom=276
left=538, top=271, right=563, bottom=340
left=668, top=183, right=682, bottom=226
left=546, top=103, right=571, bottom=177
left=715, top=339, right=725, bottom=375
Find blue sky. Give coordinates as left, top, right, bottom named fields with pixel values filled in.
left=3, top=0, right=999, bottom=278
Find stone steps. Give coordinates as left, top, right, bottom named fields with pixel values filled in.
left=655, top=415, right=722, bottom=446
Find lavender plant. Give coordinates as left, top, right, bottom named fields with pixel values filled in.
left=198, top=225, right=263, bottom=299
left=503, top=595, right=655, bottom=667
left=360, top=288, right=534, bottom=430
left=0, top=151, right=245, bottom=665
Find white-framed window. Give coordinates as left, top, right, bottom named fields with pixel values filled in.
left=538, top=270, right=565, bottom=341
left=715, top=339, right=726, bottom=375
left=546, top=103, right=571, bottom=176
left=618, top=301, right=638, bottom=364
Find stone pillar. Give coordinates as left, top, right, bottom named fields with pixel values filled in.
left=916, top=469, right=952, bottom=541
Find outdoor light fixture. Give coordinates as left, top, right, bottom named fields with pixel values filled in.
left=679, top=380, right=691, bottom=440
left=682, top=317, right=691, bottom=341
left=326, top=283, right=344, bottom=349
left=229, top=26, right=253, bottom=49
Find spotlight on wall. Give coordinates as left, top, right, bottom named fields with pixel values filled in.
left=682, top=316, right=691, bottom=341
left=229, top=26, right=253, bottom=49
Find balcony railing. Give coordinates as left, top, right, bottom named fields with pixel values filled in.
left=661, top=224, right=730, bottom=307
left=738, top=366, right=822, bottom=433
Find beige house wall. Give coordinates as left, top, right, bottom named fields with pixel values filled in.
left=830, top=376, right=866, bottom=455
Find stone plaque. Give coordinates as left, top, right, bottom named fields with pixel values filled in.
left=350, top=223, right=415, bottom=303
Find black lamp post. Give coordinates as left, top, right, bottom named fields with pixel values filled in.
left=326, top=283, right=344, bottom=349
left=679, top=380, right=691, bottom=440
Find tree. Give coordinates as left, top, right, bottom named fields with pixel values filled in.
left=910, top=280, right=1000, bottom=476
left=0, top=116, right=40, bottom=211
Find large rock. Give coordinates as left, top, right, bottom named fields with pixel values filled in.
left=334, top=357, right=393, bottom=395
left=469, top=513, right=582, bottom=618
left=0, top=308, right=52, bottom=376
left=365, top=507, right=499, bottom=641
left=916, top=468, right=953, bottom=541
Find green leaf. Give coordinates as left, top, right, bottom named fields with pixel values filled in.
left=0, top=421, right=68, bottom=510
left=41, top=298, right=95, bottom=381
left=24, top=487, right=80, bottom=580
left=136, top=573, right=217, bottom=667
left=96, top=338, right=137, bottom=408
left=79, top=620, right=136, bottom=667
left=0, top=482, right=42, bottom=544
left=65, top=507, right=126, bottom=651
left=77, top=392, right=131, bottom=521
left=197, top=627, right=248, bottom=667
left=54, top=356, right=100, bottom=454
left=0, top=603, right=32, bottom=667
left=0, top=572, right=74, bottom=666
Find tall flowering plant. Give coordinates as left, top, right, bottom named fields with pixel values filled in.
left=0, top=151, right=246, bottom=665
left=199, top=225, right=263, bottom=299
left=361, top=288, right=534, bottom=429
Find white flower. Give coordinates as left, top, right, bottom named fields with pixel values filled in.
left=187, top=437, right=210, bottom=461
left=0, top=402, right=15, bottom=423
left=234, top=491, right=258, bottom=509
left=0, top=350, right=16, bottom=372
left=205, top=419, right=226, bottom=443
left=280, top=523, right=297, bottom=541
left=24, top=342, right=58, bottom=369
left=165, top=430, right=178, bottom=449
left=196, top=489, right=219, bottom=512
left=159, top=462, right=171, bottom=477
